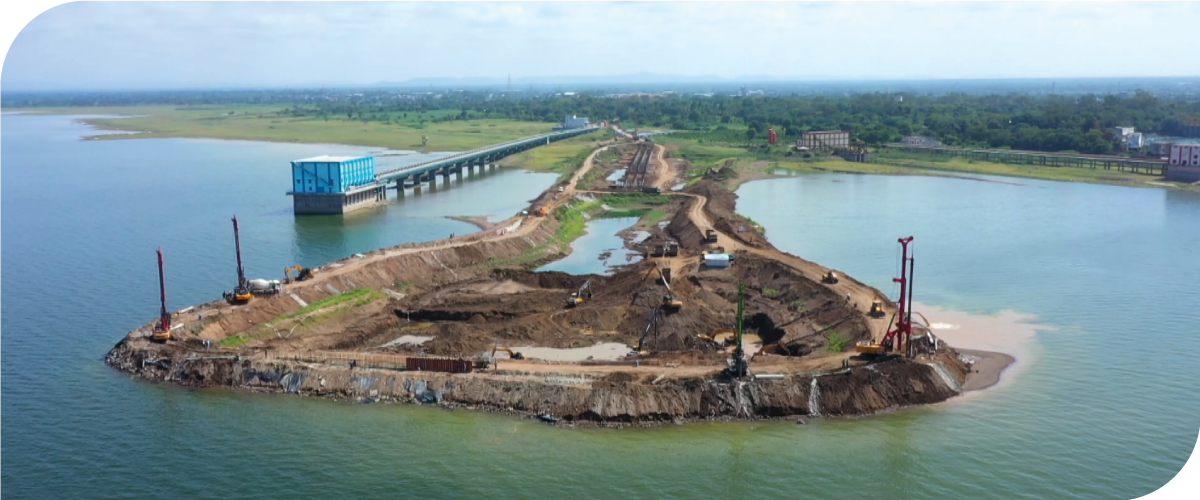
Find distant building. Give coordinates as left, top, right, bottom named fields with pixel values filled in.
left=1127, top=132, right=1144, bottom=150
left=901, top=135, right=942, bottom=147
left=798, top=130, right=851, bottom=151
left=555, top=115, right=590, bottom=130
left=1148, top=142, right=1175, bottom=156
left=291, top=155, right=375, bottom=194
left=1112, top=126, right=1135, bottom=139
left=1167, top=144, right=1200, bottom=182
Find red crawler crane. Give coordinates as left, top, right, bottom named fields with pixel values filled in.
left=151, top=247, right=173, bottom=342
left=856, top=236, right=915, bottom=356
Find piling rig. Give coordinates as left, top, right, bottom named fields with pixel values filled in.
left=150, top=247, right=172, bottom=342
left=725, top=284, right=750, bottom=378
left=856, top=236, right=915, bottom=357
left=222, top=215, right=253, bottom=305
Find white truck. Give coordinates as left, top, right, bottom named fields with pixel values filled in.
left=247, top=278, right=282, bottom=295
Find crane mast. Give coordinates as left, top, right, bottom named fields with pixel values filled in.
left=157, top=247, right=170, bottom=332
left=232, top=215, right=247, bottom=290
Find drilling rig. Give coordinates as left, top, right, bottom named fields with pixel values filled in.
left=222, top=215, right=253, bottom=305
left=725, top=284, right=749, bottom=378
left=856, top=236, right=915, bottom=356
left=150, top=247, right=173, bottom=342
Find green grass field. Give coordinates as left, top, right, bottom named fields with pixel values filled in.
left=651, top=134, right=1192, bottom=191
left=498, top=130, right=612, bottom=174
left=12, top=105, right=561, bottom=151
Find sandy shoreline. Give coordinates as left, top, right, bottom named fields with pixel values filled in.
left=958, top=349, right=1017, bottom=391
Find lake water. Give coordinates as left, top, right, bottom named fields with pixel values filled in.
left=536, top=216, right=643, bottom=275
left=3, top=114, right=1198, bottom=499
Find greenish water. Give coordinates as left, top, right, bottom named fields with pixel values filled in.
left=3, top=114, right=1198, bottom=499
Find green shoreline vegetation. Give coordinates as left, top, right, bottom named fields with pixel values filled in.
left=650, top=134, right=1199, bottom=191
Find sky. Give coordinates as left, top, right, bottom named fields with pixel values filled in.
left=2, top=1, right=1199, bottom=91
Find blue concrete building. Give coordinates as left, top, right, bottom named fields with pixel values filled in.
left=291, top=155, right=375, bottom=194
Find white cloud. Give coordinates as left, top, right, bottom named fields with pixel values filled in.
left=2, top=1, right=1198, bottom=90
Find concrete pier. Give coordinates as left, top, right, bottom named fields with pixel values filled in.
left=292, top=184, right=387, bottom=215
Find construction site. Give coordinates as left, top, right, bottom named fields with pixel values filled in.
left=106, top=136, right=986, bottom=426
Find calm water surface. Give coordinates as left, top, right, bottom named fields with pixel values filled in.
left=3, top=114, right=1198, bottom=499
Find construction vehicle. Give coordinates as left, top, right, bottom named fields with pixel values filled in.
left=566, top=280, right=592, bottom=307
left=697, top=327, right=735, bottom=345
left=657, top=266, right=682, bottom=310
left=868, top=300, right=886, bottom=318
left=725, top=284, right=750, bottom=378
left=284, top=265, right=315, bottom=283
left=247, top=278, right=282, bottom=295
left=822, top=271, right=840, bottom=284
left=491, top=346, right=524, bottom=360
left=856, top=237, right=915, bottom=356
left=222, top=215, right=253, bottom=305
left=534, top=205, right=551, bottom=216
left=754, top=343, right=783, bottom=359
left=150, top=247, right=173, bottom=342
left=636, top=307, right=663, bottom=353
left=704, top=229, right=719, bottom=244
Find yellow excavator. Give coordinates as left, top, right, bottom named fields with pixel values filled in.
left=754, top=342, right=783, bottom=359
left=657, top=266, right=683, bottom=310
left=491, top=346, right=524, bottom=360
left=223, top=216, right=253, bottom=305
left=697, top=328, right=736, bottom=345
left=284, top=265, right=315, bottom=283
left=566, top=280, right=592, bottom=307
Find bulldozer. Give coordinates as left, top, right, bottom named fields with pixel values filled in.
left=566, top=280, right=592, bottom=307
left=284, top=265, right=315, bottom=283
left=704, top=229, right=718, bottom=244
left=868, top=300, right=886, bottom=318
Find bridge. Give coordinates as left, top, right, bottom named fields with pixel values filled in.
left=290, top=126, right=601, bottom=215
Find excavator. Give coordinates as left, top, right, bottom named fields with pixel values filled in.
left=658, top=266, right=682, bottom=310
left=491, top=346, right=524, bottom=360
left=822, top=270, right=840, bottom=284
left=284, top=265, right=315, bottom=283
left=222, top=215, right=253, bottom=305
left=565, top=280, right=592, bottom=307
left=856, top=237, right=915, bottom=357
left=697, top=328, right=735, bottom=345
left=151, top=247, right=173, bottom=342
left=754, top=342, right=784, bottom=359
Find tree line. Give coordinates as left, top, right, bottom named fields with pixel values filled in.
left=6, top=88, right=1198, bottom=154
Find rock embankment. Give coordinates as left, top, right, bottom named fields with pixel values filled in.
left=106, top=341, right=964, bottom=425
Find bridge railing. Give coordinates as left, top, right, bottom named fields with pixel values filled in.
left=374, top=126, right=600, bottom=181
